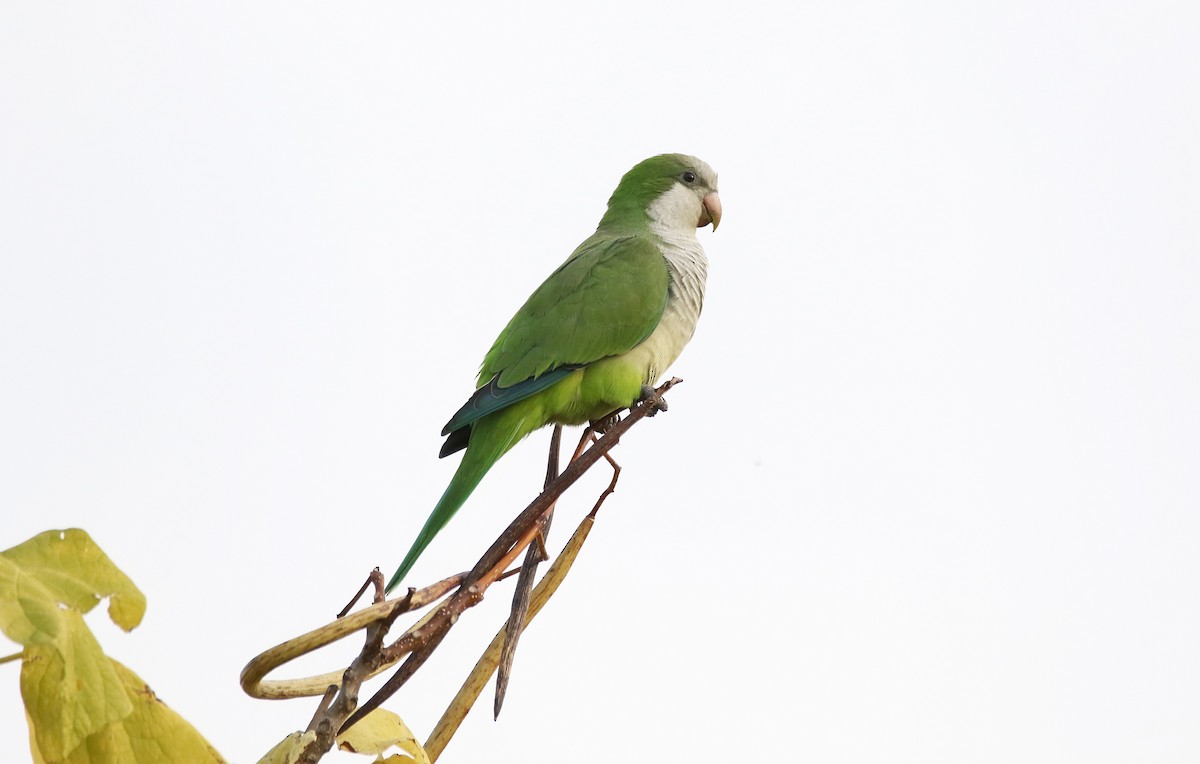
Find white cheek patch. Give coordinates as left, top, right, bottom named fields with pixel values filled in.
left=647, top=183, right=701, bottom=232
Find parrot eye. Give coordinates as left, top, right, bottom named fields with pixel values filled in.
left=681, top=171, right=697, bottom=184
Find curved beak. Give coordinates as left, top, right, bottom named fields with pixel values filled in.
left=700, top=191, right=722, bottom=231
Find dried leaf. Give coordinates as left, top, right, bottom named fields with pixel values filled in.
left=338, top=708, right=429, bottom=764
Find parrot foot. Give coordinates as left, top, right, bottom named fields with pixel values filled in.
left=636, top=384, right=669, bottom=417
left=590, top=411, right=622, bottom=434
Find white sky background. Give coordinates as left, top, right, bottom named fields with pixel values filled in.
left=2, top=2, right=1198, bottom=762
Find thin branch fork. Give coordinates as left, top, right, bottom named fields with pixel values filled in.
left=445, top=377, right=680, bottom=594
left=240, top=377, right=683, bottom=761
left=494, top=424, right=586, bottom=719
left=344, top=378, right=681, bottom=729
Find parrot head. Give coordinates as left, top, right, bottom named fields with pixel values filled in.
left=600, top=153, right=721, bottom=234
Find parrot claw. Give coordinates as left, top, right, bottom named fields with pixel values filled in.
left=637, top=384, right=669, bottom=417
left=590, top=411, right=623, bottom=434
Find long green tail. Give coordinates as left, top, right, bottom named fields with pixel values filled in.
left=385, top=409, right=534, bottom=593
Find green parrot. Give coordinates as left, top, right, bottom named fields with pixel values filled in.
left=385, top=153, right=720, bottom=593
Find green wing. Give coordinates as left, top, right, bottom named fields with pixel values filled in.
left=440, top=234, right=669, bottom=447
left=482, top=234, right=670, bottom=385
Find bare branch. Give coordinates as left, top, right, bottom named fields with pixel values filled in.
left=494, top=425, right=580, bottom=719
left=240, top=377, right=684, bottom=762
left=425, top=510, right=599, bottom=762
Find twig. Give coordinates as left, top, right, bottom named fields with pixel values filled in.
left=241, top=377, right=683, bottom=762
left=305, top=686, right=339, bottom=734
left=296, top=582, right=409, bottom=762
left=338, top=568, right=384, bottom=619
left=425, top=444, right=626, bottom=762
left=425, top=510, right=598, bottom=762
left=240, top=575, right=463, bottom=700
left=357, top=382, right=682, bottom=715
left=494, top=425, right=577, bottom=718
left=454, top=378, right=680, bottom=590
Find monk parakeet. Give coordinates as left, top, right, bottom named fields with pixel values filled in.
left=385, top=154, right=721, bottom=593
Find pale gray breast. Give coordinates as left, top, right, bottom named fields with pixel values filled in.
left=623, top=237, right=708, bottom=383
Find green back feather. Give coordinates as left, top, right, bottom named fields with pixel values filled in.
left=479, top=235, right=669, bottom=388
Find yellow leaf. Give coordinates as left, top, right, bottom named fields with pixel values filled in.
left=3, top=530, right=224, bottom=762
left=338, top=708, right=429, bottom=764
left=21, top=611, right=132, bottom=760
left=257, top=730, right=319, bottom=764
left=0, top=554, right=63, bottom=647
left=1, top=528, right=146, bottom=639
left=26, top=658, right=226, bottom=764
